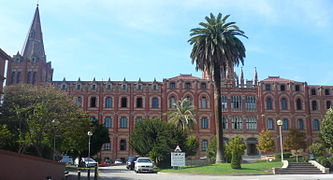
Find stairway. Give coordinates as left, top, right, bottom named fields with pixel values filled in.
left=280, top=162, right=323, bottom=174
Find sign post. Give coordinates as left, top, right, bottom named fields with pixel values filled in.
left=171, top=145, right=185, bottom=168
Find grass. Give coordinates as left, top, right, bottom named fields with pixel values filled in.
left=159, top=160, right=282, bottom=175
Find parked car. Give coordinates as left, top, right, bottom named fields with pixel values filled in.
left=74, top=157, right=97, bottom=167
left=59, top=156, right=73, bottom=165
left=114, top=159, right=123, bottom=165
left=134, top=157, right=154, bottom=173
left=99, top=159, right=112, bottom=167
left=126, top=156, right=137, bottom=170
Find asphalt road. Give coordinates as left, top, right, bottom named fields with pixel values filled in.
left=93, top=165, right=333, bottom=180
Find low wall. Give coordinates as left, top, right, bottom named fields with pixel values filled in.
left=0, top=150, right=65, bottom=180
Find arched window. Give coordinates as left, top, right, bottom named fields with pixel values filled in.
left=76, top=97, right=82, bottom=107
left=120, top=139, right=127, bottom=151
left=296, top=98, right=302, bottom=110
left=169, top=96, right=176, bottom=108
left=201, top=140, right=208, bottom=151
left=105, top=117, right=111, bottom=128
left=152, top=97, right=159, bottom=108
left=121, top=97, right=127, bottom=108
left=266, top=97, right=273, bottom=110
left=267, top=119, right=274, bottom=130
left=281, top=98, right=287, bottom=110
left=282, top=119, right=288, bottom=130
left=136, top=97, right=143, bottom=108
left=201, top=97, right=207, bottom=109
left=327, top=101, right=332, bottom=109
left=297, top=119, right=304, bottom=130
left=222, top=116, right=228, bottom=129
left=90, top=97, right=97, bottom=108
left=105, top=97, right=112, bottom=108
left=201, top=117, right=208, bottom=129
left=313, top=119, right=320, bottom=131
left=185, top=95, right=193, bottom=104
left=311, top=100, right=318, bottom=111
left=135, top=116, right=143, bottom=122
left=120, top=117, right=128, bottom=128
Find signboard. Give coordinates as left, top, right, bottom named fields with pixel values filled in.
left=171, top=152, right=185, bottom=167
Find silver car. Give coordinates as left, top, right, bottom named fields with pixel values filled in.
left=134, top=157, right=154, bottom=173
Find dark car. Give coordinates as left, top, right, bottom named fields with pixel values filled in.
left=126, top=156, right=137, bottom=170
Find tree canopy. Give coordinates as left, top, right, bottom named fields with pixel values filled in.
left=168, top=98, right=196, bottom=132
left=0, top=85, right=91, bottom=159
left=257, top=129, right=275, bottom=154
left=320, top=108, right=333, bottom=151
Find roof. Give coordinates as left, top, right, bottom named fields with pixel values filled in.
left=21, top=5, right=46, bottom=60
left=167, top=74, right=201, bottom=80
left=262, top=76, right=294, bottom=83
left=0, top=48, right=11, bottom=59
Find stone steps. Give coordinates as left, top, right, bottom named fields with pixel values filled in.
left=280, top=162, right=323, bottom=174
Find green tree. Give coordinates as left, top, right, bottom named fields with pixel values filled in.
left=129, top=118, right=187, bottom=167
left=188, top=13, right=247, bottom=163
left=0, top=85, right=91, bottom=159
left=227, top=136, right=246, bottom=169
left=284, top=128, right=307, bottom=162
left=185, top=136, right=199, bottom=157
left=257, top=129, right=275, bottom=155
left=320, top=108, right=333, bottom=152
left=168, top=99, right=196, bottom=132
left=0, top=124, right=15, bottom=149
left=89, top=121, right=110, bottom=157
left=309, top=142, right=327, bottom=158
left=207, top=136, right=217, bottom=162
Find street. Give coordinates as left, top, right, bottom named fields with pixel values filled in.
left=92, top=165, right=333, bottom=180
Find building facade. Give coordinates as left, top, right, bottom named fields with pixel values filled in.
left=4, top=6, right=333, bottom=162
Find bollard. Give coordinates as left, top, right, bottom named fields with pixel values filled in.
left=94, top=166, right=98, bottom=180
left=87, top=169, right=90, bottom=180
left=77, top=171, right=81, bottom=180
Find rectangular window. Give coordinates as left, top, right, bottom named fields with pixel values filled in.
left=76, top=97, right=82, bottom=107
left=313, top=120, right=319, bottom=131
left=231, top=96, right=241, bottom=110
left=297, top=119, right=304, bottom=130
left=170, top=82, right=176, bottom=89
left=282, top=119, right=288, bottom=130
left=90, top=97, right=97, bottom=107
left=200, top=83, right=207, bottom=89
left=201, top=140, right=208, bottom=151
left=267, top=119, right=274, bottom=130
left=32, top=72, right=37, bottom=84
left=120, top=117, right=128, bottom=128
left=105, top=97, right=112, bottom=108
left=16, top=71, right=21, bottom=83
left=295, top=85, right=300, bottom=91
left=246, top=116, right=257, bottom=130
left=221, top=96, right=227, bottom=111
left=90, top=116, right=97, bottom=122
left=11, top=72, right=16, bottom=84
left=265, top=84, right=271, bottom=91
left=184, top=82, right=192, bottom=89
left=201, top=117, right=208, bottom=129
left=222, top=116, right=228, bottom=129
left=245, top=96, right=256, bottom=111
left=135, top=116, right=143, bottom=122
left=231, top=116, right=242, bottom=129
left=104, top=143, right=111, bottom=151
left=280, top=85, right=286, bottom=91
left=27, top=72, right=31, bottom=83
left=120, top=139, right=127, bottom=151
left=105, top=117, right=111, bottom=128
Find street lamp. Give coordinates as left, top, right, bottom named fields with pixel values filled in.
left=88, top=131, right=93, bottom=158
left=277, top=119, right=284, bottom=162
left=52, top=120, right=59, bottom=161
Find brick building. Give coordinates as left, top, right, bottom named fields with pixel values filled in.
left=4, top=5, right=333, bottom=162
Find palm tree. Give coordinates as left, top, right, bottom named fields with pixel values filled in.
left=188, top=13, right=247, bottom=163
left=168, top=98, right=197, bottom=132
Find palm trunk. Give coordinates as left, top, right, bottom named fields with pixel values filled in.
left=213, top=66, right=224, bottom=163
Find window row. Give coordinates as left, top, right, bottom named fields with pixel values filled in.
left=310, top=88, right=331, bottom=96
left=266, top=119, right=320, bottom=131
left=103, top=139, right=127, bottom=151
left=92, top=116, right=149, bottom=129
left=168, top=96, right=210, bottom=109
left=200, top=116, right=257, bottom=130
left=169, top=82, right=207, bottom=89
left=265, top=84, right=302, bottom=91
left=220, top=96, right=256, bottom=111
left=10, top=71, right=37, bottom=85
left=265, top=97, right=332, bottom=111
left=63, top=83, right=160, bottom=91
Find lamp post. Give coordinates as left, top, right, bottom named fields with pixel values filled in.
left=88, top=131, right=93, bottom=158
left=52, top=120, right=59, bottom=161
left=277, top=119, right=284, bottom=162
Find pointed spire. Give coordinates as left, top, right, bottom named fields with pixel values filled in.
left=77, top=77, right=81, bottom=82
left=153, top=77, right=156, bottom=82
left=138, top=77, right=141, bottom=82
left=93, top=77, right=96, bottom=81
left=108, top=77, right=111, bottom=82
left=254, top=67, right=258, bottom=86
left=22, top=5, right=46, bottom=60
left=240, top=67, right=244, bottom=87
left=62, top=77, right=66, bottom=81
left=123, top=78, right=126, bottom=82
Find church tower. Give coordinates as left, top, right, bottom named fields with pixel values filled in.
left=6, top=5, right=53, bottom=86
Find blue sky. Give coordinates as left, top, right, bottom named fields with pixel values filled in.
left=1, top=0, right=333, bottom=85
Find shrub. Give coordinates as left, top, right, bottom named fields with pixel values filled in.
left=317, top=156, right=330, bottom=168
left=231, top=151, right=241, bottom=169
left=274, top=152, right=292, bottom=160
left=327, top=157, right=333, bottom=170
